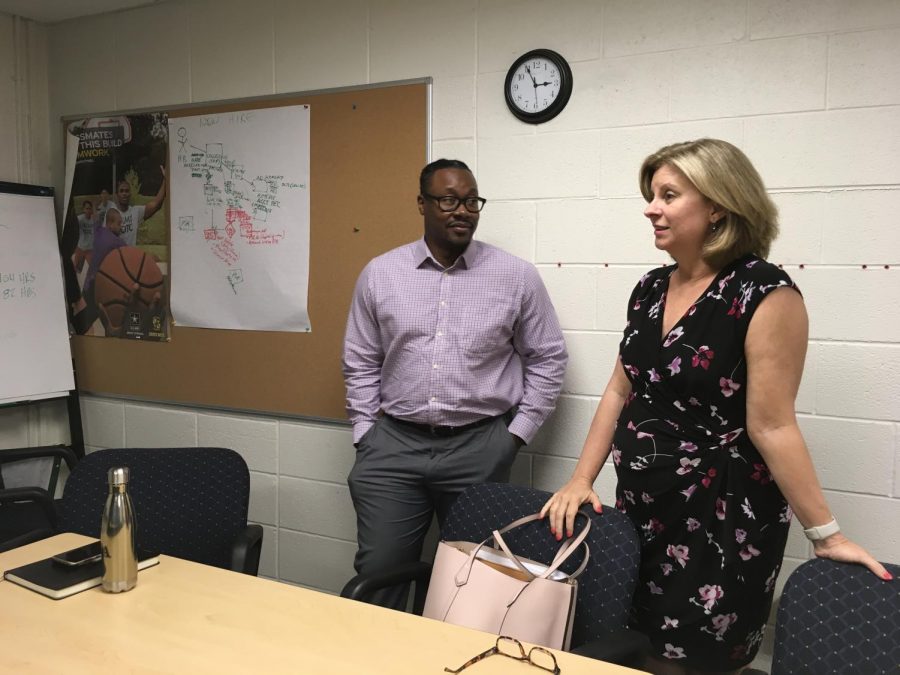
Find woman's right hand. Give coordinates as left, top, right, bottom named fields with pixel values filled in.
left=539, top=477, right=603, bottom=541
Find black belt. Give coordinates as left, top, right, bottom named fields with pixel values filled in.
left=384, top=413, right=503, bottom=437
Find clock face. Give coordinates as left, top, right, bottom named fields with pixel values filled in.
left=508, top=57, right=562, bottom=114
left=504, top=49, right=573, bottom=124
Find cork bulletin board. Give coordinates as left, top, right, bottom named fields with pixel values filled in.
left=69, top=80, right=429, bottom=420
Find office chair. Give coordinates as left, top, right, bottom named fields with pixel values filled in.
left=0, top=445, right=79, bottom=552
left=769, top=556, right=900, bottom=675
left=59, top=447, right=263, bottom=575
left=3, top=447, right=263, bottom=575
left=341, top=482, right=648, bottom=668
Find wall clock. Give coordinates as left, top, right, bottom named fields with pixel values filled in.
left=504, top=49, right=573, bottom=124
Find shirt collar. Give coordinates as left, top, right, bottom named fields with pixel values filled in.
left=414, top=237, right=480, bottom=270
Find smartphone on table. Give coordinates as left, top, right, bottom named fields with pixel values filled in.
left=51, top=541, right=102, bottom=567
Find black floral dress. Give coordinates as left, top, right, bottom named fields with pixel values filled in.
left=613, top=255, right=799, bottom=670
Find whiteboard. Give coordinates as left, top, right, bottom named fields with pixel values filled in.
left=0, top=185, right=75, bottom=404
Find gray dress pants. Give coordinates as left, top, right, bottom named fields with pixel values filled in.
left=347, top=413, right=519, bottom=610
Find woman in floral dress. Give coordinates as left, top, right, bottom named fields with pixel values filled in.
left=541, top=139, right=890, bottom=674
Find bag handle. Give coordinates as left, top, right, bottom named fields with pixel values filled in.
left=550, top=533, right=591, bottom=580
left=490, top=510, right=591, bottom=580
left=453, top=510, right=592, bottom=586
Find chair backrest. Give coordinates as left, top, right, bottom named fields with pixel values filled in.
left=440, top=482, right=641, bottom=649
left=59, top=447, right=251, bottom=570
left=0, top=446, right=79, bottom=551
left=771, top=557, right=900, bottom=675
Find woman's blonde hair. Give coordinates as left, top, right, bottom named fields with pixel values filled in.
left=639, top=138, right=779, bottom=268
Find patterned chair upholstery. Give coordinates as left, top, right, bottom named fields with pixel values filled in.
left=58, top=447, right=262, bottom=575
left=342, top=481, right=646, bottom=667
left=771, top=557, right=900, bottom=675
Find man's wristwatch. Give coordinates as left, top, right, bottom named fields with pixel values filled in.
left=803, top=517, right=840, bottom=541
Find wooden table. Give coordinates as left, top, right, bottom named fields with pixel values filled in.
left=1, top=534, right=643, bottom=674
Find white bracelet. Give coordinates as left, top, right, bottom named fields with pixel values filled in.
left=803, top=517, right=840, bottom=541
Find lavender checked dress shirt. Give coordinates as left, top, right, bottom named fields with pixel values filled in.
left=343, top=238, right=567, bottom=445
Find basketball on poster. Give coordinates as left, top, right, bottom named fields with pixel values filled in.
left=94, top=247, right=165, bottom=339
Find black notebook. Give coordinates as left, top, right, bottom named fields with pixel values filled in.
left=4, top=544, right=160, bottom=600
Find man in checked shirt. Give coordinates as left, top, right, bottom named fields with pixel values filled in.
left=342, top=158, right=568, bottom=609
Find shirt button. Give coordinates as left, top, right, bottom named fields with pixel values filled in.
left=430, top=396, right=436, bottom=402
left=433, top=364, right=439, bottom=369
left=437, top=331, right=443, bottom=337
left=440, top=301, right=445, bottom=306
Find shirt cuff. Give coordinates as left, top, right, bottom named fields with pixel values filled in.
left=508, top=414, right=540, bottom=445
left=352, top=420, right=375, bottom=445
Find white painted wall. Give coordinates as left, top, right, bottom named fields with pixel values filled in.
left=2, top=2, right=899, bottom=663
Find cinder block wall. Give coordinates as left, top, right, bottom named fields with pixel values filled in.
left=2, top=3, right=898, bottom=652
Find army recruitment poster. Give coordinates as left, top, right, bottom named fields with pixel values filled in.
left=61, top=113, right=170, bottom=341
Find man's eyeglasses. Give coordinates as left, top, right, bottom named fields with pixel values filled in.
left=422, top=193, right=487, bottom=213
left=444, top=636, right=560, bottom=674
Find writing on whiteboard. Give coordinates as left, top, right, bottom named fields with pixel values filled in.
left=0, top=271, right=39, bottom=301
left=0, top=190, right=75, bottom=401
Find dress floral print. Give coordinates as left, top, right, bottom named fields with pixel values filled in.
left=614, top=255, right=799, bottom=670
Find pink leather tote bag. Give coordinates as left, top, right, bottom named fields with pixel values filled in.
left=422, top=512, right=590, bottom=650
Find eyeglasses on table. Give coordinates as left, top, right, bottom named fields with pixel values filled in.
left=444, top=635, right=560, bottom=674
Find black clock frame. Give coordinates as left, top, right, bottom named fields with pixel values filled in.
left=504, top=48, right=573, bottom=124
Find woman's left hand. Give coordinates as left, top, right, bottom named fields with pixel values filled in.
left=813, top=533, right=893, bottom=580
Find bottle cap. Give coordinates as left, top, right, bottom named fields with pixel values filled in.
left=108, top=466, right=130, bottom=485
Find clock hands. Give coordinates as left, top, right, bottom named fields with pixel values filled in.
left=524, top=64, right=540, bottom=106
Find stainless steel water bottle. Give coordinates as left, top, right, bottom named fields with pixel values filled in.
left=100, top=466, right=138, bottom=592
